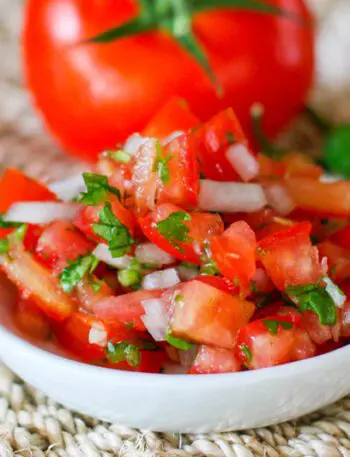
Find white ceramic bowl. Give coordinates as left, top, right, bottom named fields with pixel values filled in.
left=1, top=276, right=350, bottom=433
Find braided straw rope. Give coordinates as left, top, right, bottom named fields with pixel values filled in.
left=2, top=0, right=350, bottom=455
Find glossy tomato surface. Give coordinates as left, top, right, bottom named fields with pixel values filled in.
left=23, top=0, right=314, bottom=161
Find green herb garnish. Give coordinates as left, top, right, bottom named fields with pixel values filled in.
left=0, top=215, right=21, bottom=229
left=93, top=202, right=134, bottom=257
left=77, top=172, right=121, bottom=205
left=263, top=319, right=293, bottom=335
left=0, top=238, right=9, bottom=254
left=165, top=328, right=193, bottom=350
left=59, top=254, right=99, bottom=293
left=298, top=288, right=337, bottom=326
left=226, top=132, right=235, bottom=144
left=154, top=141, right=172, bottom=185
left=239, top=344, right=252, bottom=362
left=106, top=341, right=141, bottom=367
left=156, top=211, right=191, bottom=251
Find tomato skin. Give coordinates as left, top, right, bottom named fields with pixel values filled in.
left=0, top=168, right=56, bottom=213
left=257, top=222, right=323, bottom=290
left=23, top=0, right=314, bottom=161
left=317, top=241, right=350, bottom=283
left=194, top=275, right=239, bottom=295
left=170, top=280, right=255, bottom=349
left=93, top=289, right=163, bottom=330
left=139, top=204, right=224, bottom=264
left=189, top=345, right=240, bottom=374
left=191, top=108, right=249, bottom=181
left=211, top=221, right=256, bottom=293
left=143, top=97, right=200, bottom=138
left=36, top=221, right=94, bottom=271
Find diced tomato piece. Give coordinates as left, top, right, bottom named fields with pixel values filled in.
left=75, top=198, right=136, bottom=242
left=258, top=154, right=286, bottom=179
left=191, top=108, right=252, bottom=181
left=143, top=97, right=199, bottom=138
left=329, top=225, right=350, bottom=250
left=93, top=289, right=163, bottom=330
left=194, top=275, right=239, bottom=295
left=211, top=221, right=256, bottom=293
left=0, top=224, right=42, bottom=253
left=1, top=247, right=75, bottom=320
left=157, top=133, right=199, bottom=209
left=131, top=139, right=160, bottom=216
left=316, top=339, right=345, bottom=356
left=169, top=280, right=255, bottom=349
left=108, top=163, right=134, bottom=207
left=286, top=178, right=350, bottom=218
left=139, top=203, right=224, bottom=264
left=236, top=317, right=314, bottom=369
left=76, top=279, right=113, bottom=312
left=15, top=299, right=51, bottom=340
left=189, top=345, right=240, bottom=374
left=0, top=228, right=12, bottom=239
left=36, top=221, right=94, bottom=271
left=318, top=241, right=350, bottom=282
left=283, top=153, right=323, bottom=179
left=299, top=310, right=333, bottom=345
left=257, top=222, right=323, bottom=290
left=0, top=168, right=56, bottom=213
left=292, top=329, right=317, bottom=361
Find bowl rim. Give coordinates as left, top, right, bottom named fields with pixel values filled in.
left=1, top=322, right=349, bottom=386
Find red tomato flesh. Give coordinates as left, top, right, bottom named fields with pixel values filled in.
left=0, top=168, right=56, bottom=213
left=189, top=345, right=240, bottom=374
left=257, top=222, right=323, bottom=290
left=169, top=280, right=255, bottom=349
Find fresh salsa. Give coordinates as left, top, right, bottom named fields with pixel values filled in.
left=1, top=100, right=350, bottom=374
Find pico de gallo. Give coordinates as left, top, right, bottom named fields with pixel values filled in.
left=1, top=101, right=350, bottom=375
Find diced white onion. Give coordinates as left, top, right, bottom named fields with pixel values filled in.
left=124, top=133, right=151, bottom=155
left=141, top=298, right=168, bottom=341
left=142, top=268, right=180, bottom=290
left=135, top=243, right=175, bottom=267
left=5, top=202, right=81, bottom=224
left=88, top=322, right=108, bottom=347
left=162, top=131, right=184, bottom=145
left=93, top=244, right=133, bottom=269
left=49, top=173, right=87, bottom=201
left=324, top=277, right=346, bottom=308
left=179, top=345, right=198, bottom=367
left=225, top=144, right=259, bottom=182
left=319, top=174, right=341, bottom=183
left=198, top=180, right=267, bottom=213
left=176, top=265, right=198, bottom=281
left=264, top=183, right=296, bottom=216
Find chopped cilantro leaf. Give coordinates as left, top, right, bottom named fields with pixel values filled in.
left=239, top=344, right=252, bottom=361
left=59, top=254, right=99, bottom=293
left=0, top=215, right=21, bottom=229
left=0, top=238, right=9, bottom=254
left=93, top=202, right=134, bottom=257
left=118, top=267, right=141, bottom=288
left=200, top=258, right=219, bottom=275
left=226, top=132, right=235, bottom=144
left=298, top=288, right=337, bottom=326
left=77, top=173, right=121, bottom=206
left=165, top=328, right=193, bottom=350
left=263, top=319, right=293, bottom=335
left=156, top=211, right=191, bottom=251
left=154, top=142, right=172, bottom=185
left=286, top=281, right=321, bottom=296
left=106, top=341, right=141, bottom=367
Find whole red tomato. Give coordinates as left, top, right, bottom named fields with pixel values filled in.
left=23, top=0, right=314, bottom=162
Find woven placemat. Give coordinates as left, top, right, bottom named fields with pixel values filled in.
left=2, top=1, right=350, bottom=455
